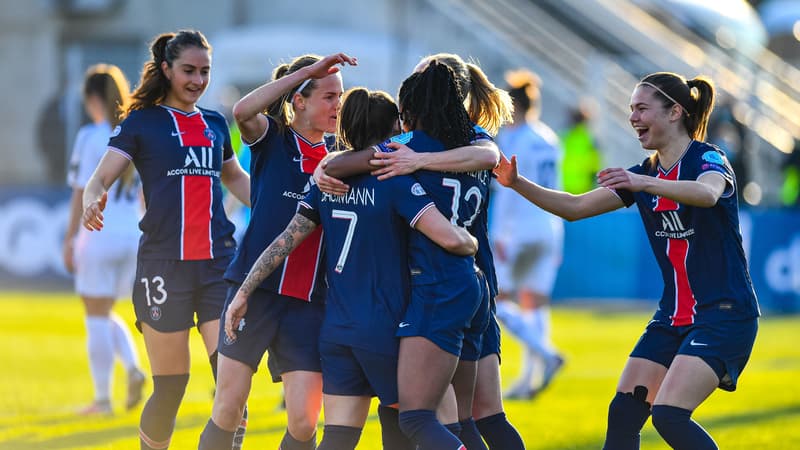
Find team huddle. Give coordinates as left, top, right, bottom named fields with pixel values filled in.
left=74, top=28, right=759, bottom=450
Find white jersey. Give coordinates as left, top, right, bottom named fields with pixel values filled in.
left=68, top=121, right=142, bottom=237
left=491, top=120, right=564, bottom=246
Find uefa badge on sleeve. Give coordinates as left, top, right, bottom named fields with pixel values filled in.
left=149, top=306, right=162, bottom=321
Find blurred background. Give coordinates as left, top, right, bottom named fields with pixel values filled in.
left=1, top=0, right=799, bottom=313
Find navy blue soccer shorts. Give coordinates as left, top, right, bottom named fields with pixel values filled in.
left=397, top=273, right=482, bottom=357
left=630, top=317, right=758, bottom=391
left=460, top=270, right=491, bottom=361
left=320, top=340, right=400, bottom=405
left=479, top=296, right=502, bottom=361
left=132, top=256, right=231, bottom=333
left=218, top=283, right=323, bottom=382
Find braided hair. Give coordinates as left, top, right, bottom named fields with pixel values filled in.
left=398, top=61, right=473, bottom=149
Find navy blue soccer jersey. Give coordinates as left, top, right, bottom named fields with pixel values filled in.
left=298, top=173, right=436, bottom=355
left=378, top=130, right=488, bottom=285
left=224, top=116, right=328, bottom=302
left=467, top=125, right=499, bottom=298
left=615, top=140, right=760, bottom=325
left=108, top=105, right=236, bottom=261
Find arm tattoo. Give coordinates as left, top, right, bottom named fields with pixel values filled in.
left=239, top=214, right=318, bottom=296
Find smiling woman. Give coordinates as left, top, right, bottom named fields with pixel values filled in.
left=80, top=29, right=252, bottom=450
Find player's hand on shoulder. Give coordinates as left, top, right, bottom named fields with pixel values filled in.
left=370, top=143, right=420, bottom=180
left=314, top=161, right=349, bottom=196
left=82, top=191, right=107, bottom=231
left=493, top=152, right=519, bottom=187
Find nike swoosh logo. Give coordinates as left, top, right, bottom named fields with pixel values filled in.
left=171, top=131, right=185, bottom=136
left=292, top=156, right=304, bottom=162
left=398, top=322, right=410, bottom=328
left=689, top=339, right=708, bottom=347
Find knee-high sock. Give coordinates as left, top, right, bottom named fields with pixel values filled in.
left=109, top=313, right=140, bottom=371
left=378, top=406, right=414, bottom=450
left=458, top=418, right=488, bottom=450
left=318, top=425, right=362, bottom=450
left=475, top=413, right=524, bottom=450
left=140, top=374, right=189, bottom=450
left=280, top=429, right=316, bottom=450
left=86, top=316, right=115, bottom=403
left=198, top=419, right=235, bottom=450
left=651, top=405, right=718, bottom=450
left=399, top=409, right=464, bottom=450
left=603, top=390, right=651, bottom=450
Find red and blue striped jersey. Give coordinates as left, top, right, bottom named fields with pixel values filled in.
left=298, top=174, right=435, bottom=355
left=615, top=141, right=760, bottom=325
left=108, top=105, right=236, bottom=261
left=224, top=116, right=327, bottom=302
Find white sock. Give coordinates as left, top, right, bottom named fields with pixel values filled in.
left=533, top=306, right=559, bottom=358
left=85, top=316, right=114, bottom=402
left=109, top=313, right=140, bottom=371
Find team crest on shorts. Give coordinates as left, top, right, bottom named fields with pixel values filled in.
left=223, top=334, right=236, bottom=345
left=204, top=128, right=216, bottom=142
left=149, top=306, right=162, bottom=321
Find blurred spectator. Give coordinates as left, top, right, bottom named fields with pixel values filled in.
left=560, top=100, right=601, bottom=195
left=36, top=92, right=70, bottom=184
left=491, top=69, right=564, bottom=399
left=781, top=140, right=800, bottom=207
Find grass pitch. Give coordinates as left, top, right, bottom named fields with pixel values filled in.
left=0, top=292, right=798, bottom=449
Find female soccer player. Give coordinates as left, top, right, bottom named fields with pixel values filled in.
left=494, top=72, right=759, bottom=450
left=197, top=53, right=355, bottom=450
left=82, top=30, right=251, bottom=450
left=491, top=69, right=564, bottom=399
left=224, top=85, right=478, bottom=450
left=63, top=63, right=145, bottom=415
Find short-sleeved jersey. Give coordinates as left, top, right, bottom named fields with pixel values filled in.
left=108, top=105, right=236, bottom=260
left=298, top=173, right=435, bottom=355
left=378, top=130, right=487, bottom=285
left=68, top=121, right=141, bottom=236
left=224, top=116, right=328, bottom=302
left=615, top=140, right=760, bottom=325
left=492, top=121, right=564, bottom=245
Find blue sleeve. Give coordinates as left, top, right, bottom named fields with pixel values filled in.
left=376, top=131, right=415, bottom=153
left=220, top=114, right=234, bottom=161
left=389, top=175, right=436, bottom=228
left=471, top=124, right=493, bottom=142
left=297, top=186, right=322, bottom=224
left=697, top=148, right=735, bottom=198
left=107, top=113, right=139, bottom=160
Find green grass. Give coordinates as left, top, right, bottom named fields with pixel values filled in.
left=0, top=292, right=798, bottom=449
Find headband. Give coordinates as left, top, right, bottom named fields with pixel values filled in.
left=639, top=81, right=690, bottom=116
left=292, top=78, right=312, bottom=100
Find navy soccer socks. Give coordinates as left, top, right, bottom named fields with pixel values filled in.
left=651, top=405, right=718, bottom=450
left=199, top=419, right=235, bottom=450
left=603, top=388, right=651, bottom=450
left=399, top=409, right=465, bottom=450
left=475, top=412, right=525, bottom=450
left=317, top=425, right=362, bottom=450
left=280, top=429, right=317, bottom=450
left=377, top=405, right=415, bottom=450
left=459, top=418, right=488, bottom=450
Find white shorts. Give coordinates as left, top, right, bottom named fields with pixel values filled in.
left=73, top=229, right=138, bottom=299
left=495, top=237, right=562, bottom=296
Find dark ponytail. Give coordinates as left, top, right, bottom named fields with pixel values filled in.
left=128, top=30, right=210, bottom=114
left=640, top=72, right=715, bottom=141
left=398, top=61, right=472, bottom=149
left=337, top=87, right=398, bottom=150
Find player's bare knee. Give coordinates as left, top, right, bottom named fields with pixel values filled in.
left=286, top=414, right=317, bottom=441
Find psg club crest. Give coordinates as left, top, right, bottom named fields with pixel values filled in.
left=203, top=128, right=216, bottom=142
left=223, top=333, right=236, bottom=346
left=150, top=306, right=162, bottom=321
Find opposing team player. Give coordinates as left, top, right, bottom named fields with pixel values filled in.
left=198, top=53, right=356, bottom=450
left=494, top=72, right=759, bottom=450
left=224, top=86, right=477, bottom=450
left=82, top=30, right=251, bottom=450
left=63, top=63, right=146, bottom=416
left=491, top=69, right=565, bottom=399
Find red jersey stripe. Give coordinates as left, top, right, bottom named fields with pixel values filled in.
left=182, top=176, right=213, bottom=260
left=292, top=132, right=327, bottom=174
left=169, top=110, right=213, bottom=147
left=666, top=237, right=696, bottom=326
left=278, top=227, right=324, bottom=301
left=653, top=162, right=680, bottom=212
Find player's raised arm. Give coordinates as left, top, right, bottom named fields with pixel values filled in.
left=224, top=213, right=318, bottom=340
left=494, top=152, right=624, bottom=221
left=81, top=150, right=131, bottom=231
